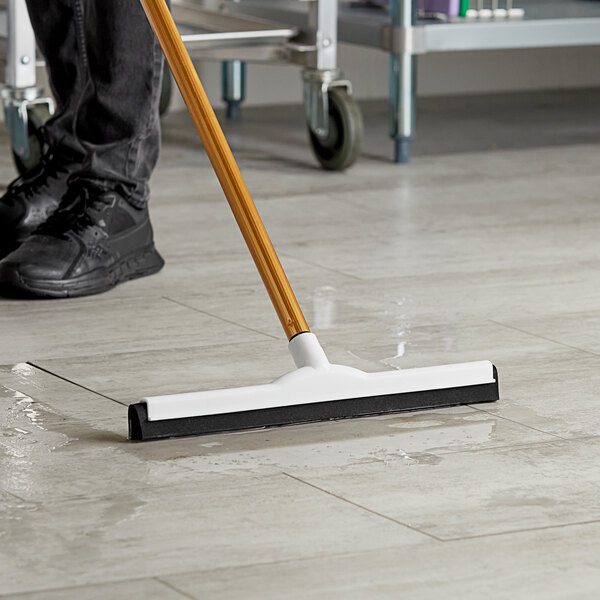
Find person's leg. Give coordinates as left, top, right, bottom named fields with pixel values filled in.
left=28, top=0, right=166, bottom=205
left=25, top=0, right=89, bottom=156
left=71, top=0, right=167, bottom=206
left=0, top=0, right=167, bottom=296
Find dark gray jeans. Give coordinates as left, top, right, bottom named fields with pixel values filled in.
left=25, top=0, right=169, bottom=206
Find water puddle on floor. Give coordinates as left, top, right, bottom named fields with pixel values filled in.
left=0, top=385, right=78, bottom=522
left=384, top=419, right=495, bottom=456
left=0, top=385, right=75, bottom=460
left=312, top=286, right=337, bottom=330
left=151, top=412, right=497, bottom=474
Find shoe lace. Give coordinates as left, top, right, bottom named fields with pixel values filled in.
left=37, top=180, right=114, bottom=237
left=7, top=136, right=76, bottom=200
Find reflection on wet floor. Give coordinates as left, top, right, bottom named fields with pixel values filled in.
left=0, top=368, right=503, bottom=476
left=0, top=386, right=76, bottom=511
left=312, top=286, right=337, bottom=330
left=144, top=418, right=496, bottom=473
left=0, top=386, right=75, bottom=459
left=114, top=405, right=516, bottom=475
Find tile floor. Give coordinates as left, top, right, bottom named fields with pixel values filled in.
left=1, top=89, right=600, bottom=598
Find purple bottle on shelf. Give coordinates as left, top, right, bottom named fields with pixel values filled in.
left=423, top=0, right=460, bottom=17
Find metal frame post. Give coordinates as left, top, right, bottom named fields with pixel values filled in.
left=2, top=0, right=44, bottom=162
left=309, top=0, right=338, bottom=71
left=221, top=60, right=246, bottom=121
left=6, top=0, right=37, bottom=89
left=303, top=0, right=352, bottom=138
left=389, top=0, right=417, bottom=163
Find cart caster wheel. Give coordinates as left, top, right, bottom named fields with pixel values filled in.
left=308, top=87, right=363, bottom=171
left=159, top=66, right=173, bottom=116
left=12, top=103, right=52, bottom=176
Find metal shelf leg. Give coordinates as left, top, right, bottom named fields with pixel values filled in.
left=3, top=0, right=38, bottom=161
left=389, top=0, right=416, bottom=164
left=221, top=60, right=246, bottom=121
left=393, top=135, right=411, bottom=164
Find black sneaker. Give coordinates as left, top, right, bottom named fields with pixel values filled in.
left=0, top=181, right=165, bottom=298
left=0, top=145, right=83, bottom=259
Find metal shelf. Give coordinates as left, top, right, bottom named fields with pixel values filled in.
left=413, top=18, right=600, bottom=53
left=344, top=0, right=600, bottom=53
left=229, top=0, right=600, bottom=162
left=230, top=0, right=600, bottom=53
left=173, top=1, right=297, bottom=57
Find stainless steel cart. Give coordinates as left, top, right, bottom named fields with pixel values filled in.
left=172, top=0, right=364, bottom=170
left=226, top=0, right=600, bottom=163
left=0, top=0, right=364, bottom=174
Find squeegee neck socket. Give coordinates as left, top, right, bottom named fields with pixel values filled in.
left=288, top=332, right=331, bottom=369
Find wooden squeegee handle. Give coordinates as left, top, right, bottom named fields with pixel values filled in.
left=140, top=0, right=309, bottom=340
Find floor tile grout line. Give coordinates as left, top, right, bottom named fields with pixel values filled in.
left=278, top=253, right=363, bottom=281
left=281, top=471, right=443, bottom=542
left=433, top=439, right=571, bottom=458
left=155, top=577, right=198, bottom=600
left=286, top=477, right=600, bottom=545
left=442, top=518, right=600, bottom=542
left=468, top=404, right=569, bottom=441
left=0, top=544, right=420, bottom=598
left=6, top=330, right=285, bottom=367
left=2, top=488, right=33, bottom=505
left=149, top=546, right=400, bottom=583
left=0, top=576, right=172, bottom=600
left=442, top=438, right=578, bottom=457
left=26, top=362, right=127, bottom=406
left=489, top=318, right=600, bottom=358
left=565, top=433, right=600, bottom=445
left=307, top=190, right=396, bottom=219
left=163, top=296, right=281, bottom=341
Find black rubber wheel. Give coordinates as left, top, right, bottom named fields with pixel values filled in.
left=308, top=87, right=363, bottom=171
left=12, top=103, right=52, bottom=176
left=159, top=66, right=173, bottom=117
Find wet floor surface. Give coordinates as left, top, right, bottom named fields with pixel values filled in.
left=1, top=90, right=600, bottom=598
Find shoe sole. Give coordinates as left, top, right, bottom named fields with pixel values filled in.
left=0, top=244, right=165, bottom=299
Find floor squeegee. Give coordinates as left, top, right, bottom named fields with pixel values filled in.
left=128, top=0, right=499, bottom=441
